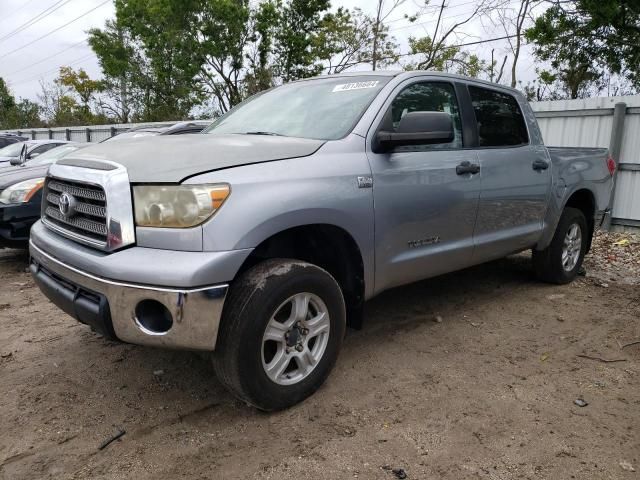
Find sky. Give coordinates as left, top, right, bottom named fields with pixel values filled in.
left=0, top=0, right=539, bottom=102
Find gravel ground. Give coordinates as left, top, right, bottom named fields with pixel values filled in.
left=0, top=232, right=639, bottom=479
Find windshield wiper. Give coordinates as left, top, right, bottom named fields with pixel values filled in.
left=243, top=131, right=284, bottom=136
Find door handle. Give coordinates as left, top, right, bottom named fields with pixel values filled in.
left=456, top=161, right=480, bottom=175
left=532, top=159, right=549, bottom=170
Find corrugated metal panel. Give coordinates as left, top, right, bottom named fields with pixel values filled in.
left=536, top=115, right=612, bottom=148
left=619, top=113, right=640, bottom=165
left=612, top=171, right=640, bottom=220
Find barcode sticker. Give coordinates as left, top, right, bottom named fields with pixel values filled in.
left=332, top=81, right=379, bottom=92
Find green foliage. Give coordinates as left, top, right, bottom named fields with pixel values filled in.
left=314, top=7, right=399, bottom=74
left=526, top=0, right=640, bottom=97
left=404, top=36, right=489, bottom=78
left=112, top=0, right=204, bottom=120
left=0, top=78, right=17, bottom=126
left=58, top=67, right=103, bottom=113
left=0, top=78, right=44, bottom=129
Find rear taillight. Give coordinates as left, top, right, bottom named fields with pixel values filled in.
left=607, top=156, right=616, bottom=176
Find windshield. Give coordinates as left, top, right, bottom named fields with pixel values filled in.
left=204, top=76, right=390, bottom=140
left=27, top=144, right=81, bottom=166
left=0, top=141, right=30, bottom=157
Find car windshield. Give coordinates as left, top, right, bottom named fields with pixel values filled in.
left=204, top=76, right=390, bottom=140
left=0, top=141, right=30, bottom=157
left=27, top=144, right=81, bottom=166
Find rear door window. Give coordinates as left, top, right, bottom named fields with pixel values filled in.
left=468, top=86, right=528, bottom=147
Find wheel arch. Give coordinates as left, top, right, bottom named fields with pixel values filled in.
left=235, top=223, right=367, bottom=328
left=563, top=188, right=596, bottom=253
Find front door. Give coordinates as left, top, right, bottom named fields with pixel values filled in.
left=467, top=86, right=552, bottom=262
left=366, top=79, right=481, bottom=294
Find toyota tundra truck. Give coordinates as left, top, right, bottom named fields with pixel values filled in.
left=29, top=72, right=615, bottom=410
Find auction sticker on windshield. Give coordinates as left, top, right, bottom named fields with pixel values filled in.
left=332, top=81, right=379, bottom=92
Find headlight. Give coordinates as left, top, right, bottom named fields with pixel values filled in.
left=133, top=184, right=230, bottom=228
left=0, top=178, right=44, bottom=204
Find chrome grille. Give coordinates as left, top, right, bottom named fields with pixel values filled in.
left=42, top=177, right=108, bottom=245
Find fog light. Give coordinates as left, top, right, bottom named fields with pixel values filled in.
left=135, top=299, right=173, bottom=334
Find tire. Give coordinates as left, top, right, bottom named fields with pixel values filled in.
left=212, top=259, right=346, bottom=411
left=532, top=207, right=589, bottom=284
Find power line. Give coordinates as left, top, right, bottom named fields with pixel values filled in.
left=396, top=33, right=520, bottom=59
left=389, top=7, right=492, bottom=32
left=3, top=38, right=87, bottom=77
left=386, top=0, right=520, bottom=31
left=10, top=51, right=96, bottom=86
left=0, top=0, right=110, bottom=60
left=0, top=0, right=75, bottom=43
left=0, top=0, right=39, bottom=27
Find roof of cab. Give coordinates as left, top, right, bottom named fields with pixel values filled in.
left=305, top=70, right=522, bottom=95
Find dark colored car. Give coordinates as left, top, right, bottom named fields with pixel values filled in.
left=0, top=143, right=85, bottom=247
left=0, top=134, right=28, bottom=149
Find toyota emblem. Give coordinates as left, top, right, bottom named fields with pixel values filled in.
left=58, top=192, right=76, bottom=217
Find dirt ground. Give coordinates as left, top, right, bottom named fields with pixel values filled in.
left=1, top=232, right=639, bottom=480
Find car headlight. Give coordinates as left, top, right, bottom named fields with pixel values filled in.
left=0, top=178, right=45, bottom=204
left=133, top=184, right=230, bottom=228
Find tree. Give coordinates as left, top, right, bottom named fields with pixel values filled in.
left=108, top=0, right=204, bottom=120
left=88, top=20, right=137, bottom=123
left=371, top=0, right=406, bottom=71
left=265, top=0, right=331, bottom=82
left=526, top=0, right=640, bottom=90
left=0, top=78, right=17, bottom=127
left=198, top=0, right=253, bottom=114
left=0, top=78, right=43, bottom=129
left=314, top=7, right=399, bottom=74
left=57, top=67, right=103, bottom=116
left=38, top=79, right=80, bottom=126
left=491, top=0, right=538, bottom=87
left=403, top=0, right=496, bottom=78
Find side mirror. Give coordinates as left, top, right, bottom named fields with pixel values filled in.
left=375, top=111, right=454, bottom=152
left=11, top=144, right=28, bottom=166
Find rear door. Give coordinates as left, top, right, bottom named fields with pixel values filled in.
left=366, top=78, right=481, bottom=293
left=468, top=86, right=551, bottom=262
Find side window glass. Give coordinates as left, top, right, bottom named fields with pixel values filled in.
left=33, top=144, right=56, bottom=155
left=388, top=82, right=463, bottom=150
left=468, top=86, right=528, bottom=147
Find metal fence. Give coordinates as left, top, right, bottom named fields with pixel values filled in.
left=4, top=95, right=640, bottom=228
left=7, top=121, right=187, bottom=143
left=531, top=95, right=640, bottom=230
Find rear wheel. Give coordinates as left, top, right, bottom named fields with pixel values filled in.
left=212, top=259, right=346, bottom=411
left=533, top=207, right=588, bottom=284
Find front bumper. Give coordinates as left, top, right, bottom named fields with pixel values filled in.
left=0, top=202, right=40, bottom=246
left=30, top=241, right=229, bottom=351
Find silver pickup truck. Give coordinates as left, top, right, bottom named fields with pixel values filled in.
left=29, top=71, right=614, bottom=410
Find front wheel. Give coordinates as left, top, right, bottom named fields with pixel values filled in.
left=532, top=207, right=589, bottom=284
left=212, top=259, right=346, bottom=411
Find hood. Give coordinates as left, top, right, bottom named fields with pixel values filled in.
left=0, top=164, right=49, bottom=190
left=0, top=156, right=16, bottom=163
left=57, top=134, right=325, bottom=183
